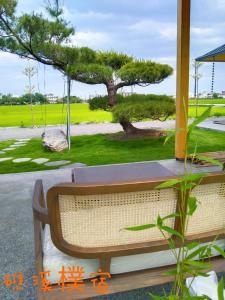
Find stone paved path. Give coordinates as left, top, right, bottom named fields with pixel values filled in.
left=0, top=118, right=224, bottom=142
left=198, top=118, right=225, bottom=132
left=0, top=121, right=176, bottom=141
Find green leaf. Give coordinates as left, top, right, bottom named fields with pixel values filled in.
left=188, top=107, right=212, bottom=136
left=182, top=183, right=197, bottom=190
left=164, top=130, right=175, bottom=145
left=124, top=223, right=156, bottom=231
left=148, top=293, right=167, bottom=300
left=168, top=238, right=176, bottom=250
left=157, top=215, right=163, bottom=227
left=187, top=196, right=198, bottom=216
left=197, top=155, right=224, bottom=167
left=184, top=260, right=211, bottom=268
left=163, top=128, right=184, bottom=145
left=185, top=241, right=200, bottom=250
left=218, top=277, right=224, bottom=300
left=156, top=179, right=180, bottom=189
left=162, top=213, right=179, bottom=221
left=160, top=226, right=183, bottom=239
left=185, top=245, right=207, bottom=260
left=163, top=269, right=177, bottom=276
left=182, top=173, right=206, bottom=183
left=213, top=245, right=225, bottom=258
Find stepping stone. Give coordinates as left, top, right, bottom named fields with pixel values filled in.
left=13, top=142, right=27, bottom=145
left=14, top=141, right=27, bottom=144
left=32, top=158, right=49, bottom=164
left=12, top=158, right=31, bottom=163
left=45, top=160, right=71, bottom=167
left=0, top=151, right=5, bottom=155
left=60, top=163, right=86, bottom=169
left=0, top=157, right=13, bottom=162
left=17, top=138, right=30, bottom=142
left=2, top=148, right=16, bottom=151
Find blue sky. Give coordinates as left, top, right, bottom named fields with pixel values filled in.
left=0, top=0, right=225, bottom=98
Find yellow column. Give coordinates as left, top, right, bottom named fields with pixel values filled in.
left=175, top=0, right=191, bottom=160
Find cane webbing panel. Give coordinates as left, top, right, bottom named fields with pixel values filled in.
left=58, top=189, right=177, bottom=248
left=186, top=183, right=225, bottom=235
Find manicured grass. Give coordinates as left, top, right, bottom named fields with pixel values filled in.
left=0, top=101, right=225, bottom=127
left=0, top=103, right=112, bottom=127
left=188, top=106, right=225, bottom=118
left=189, top=99, right=225, bottom=105
left=0, top=129, right=224, bottom=174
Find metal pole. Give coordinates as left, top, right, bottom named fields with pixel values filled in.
left=196, top=64, right=199, bottom=117
left=211, top=62, right=215, bottom=98
left=194, top=62, right=197, bottom=98
left=194, top=62, right=197, bottom=117
left=67, top=75, right=71, bottom=150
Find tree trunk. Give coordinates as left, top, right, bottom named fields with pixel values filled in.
left=106, top=82, right=163, bottom=137
left=120, top=119, right=163, bottom=137
left=120, top=119, right=140, bottom=134
left=107, top=81, right=117, bottom=107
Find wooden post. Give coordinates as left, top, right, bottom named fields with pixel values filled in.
left=175, top=0, right=191, bottom=160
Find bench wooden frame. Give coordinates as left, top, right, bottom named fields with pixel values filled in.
left=33, top=172, right=225, bottom=300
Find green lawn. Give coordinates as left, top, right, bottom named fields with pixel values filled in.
left=0, top=129, right=224, bottom=174
left=0, top=103, right=112, bottom=127
left=189, top=99, right=225, bottom=105
left=0, top=101, right=225, bottom=127
left=188, top=106, right=225, bottom=118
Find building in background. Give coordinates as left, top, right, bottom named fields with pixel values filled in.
left=45, top=93, right=58, bottom=104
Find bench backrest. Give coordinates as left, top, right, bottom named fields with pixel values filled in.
left=46, top=172, right=225, bottom=259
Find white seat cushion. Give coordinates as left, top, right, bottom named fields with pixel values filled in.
left=43, top=225, right=225, bottom=284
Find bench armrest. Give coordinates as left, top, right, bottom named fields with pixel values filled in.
left=33, top=180, right=50, bottom=224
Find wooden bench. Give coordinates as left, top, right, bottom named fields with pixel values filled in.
left=33, top=171, right=225, bottom=299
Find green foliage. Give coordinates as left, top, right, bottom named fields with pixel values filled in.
left=21, top=93, right=47, bottom=104
left=187, top=107, right=212, bottom=140
left=69, top=63, right=112, bottom=84
left=0, top=93, right=47, bottom=105
left=97, top=51, right=133, bottom=70
left=62, top=95, right=82, bottom=103
left=89, top=94, right=124, bottom=111
left=218, top=277, right=224, bottom=300
left=118, top=61, right=173, bottom=85
left=0, top=0, right=17, bottom=16
left=112, top=94, right=175, bottom=122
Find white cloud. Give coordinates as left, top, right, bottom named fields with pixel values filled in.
left=0, top=52, right=26, bottom=67
left=63, top=7, right=114, bottom=22
left=191, top=27, right=215, bottom=37
left=130, top=20, right=176, bottom=40
left=191, top=23, right=225, bottom=46
left=152, top=56, right=176, bottom=65
left=70, top=31, right=111, bottom=49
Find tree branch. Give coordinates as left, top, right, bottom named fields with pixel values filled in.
left=116, top=79, right=164, bottom=89
left=0, top=14, right=63, bottom=68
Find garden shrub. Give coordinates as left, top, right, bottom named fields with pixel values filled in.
left=89, top=94, right=124, bottom=111
left=111, top=94, right=175, bottom=122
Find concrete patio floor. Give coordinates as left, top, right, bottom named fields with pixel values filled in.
left=0, top=160, right=222, bottom=299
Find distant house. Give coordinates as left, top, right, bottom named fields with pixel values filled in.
left=45, top=93, right=58, bottom=104
left=221, top=91, right=225, bottom=98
